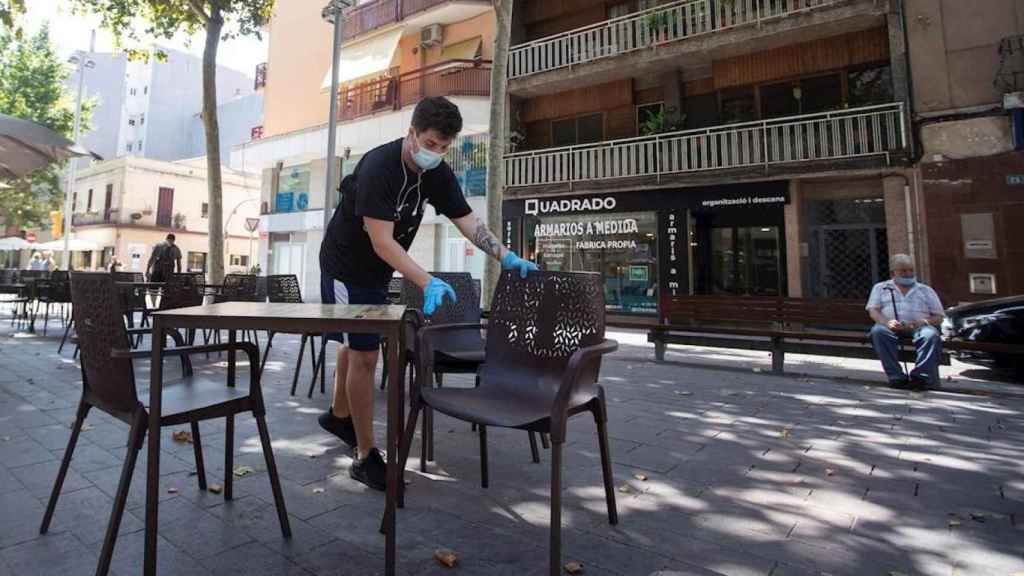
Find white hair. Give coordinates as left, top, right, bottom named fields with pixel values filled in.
left=890, top=253, right=914, bottom=269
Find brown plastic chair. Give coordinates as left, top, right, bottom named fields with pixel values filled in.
left=399, top=271, right=619, bottom=576
left=395, top=272, right=544, bottom=469
left=40, top=272, right=291, bottom=575
left=263, top=274, right=322, bottom=395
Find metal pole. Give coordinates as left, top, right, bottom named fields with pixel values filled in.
left=323, top=1, right=349, bottom=232
left=63, top=32, right=94, bottom=270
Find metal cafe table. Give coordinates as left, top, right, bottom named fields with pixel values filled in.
left=146, top=302, right=407, bottom=575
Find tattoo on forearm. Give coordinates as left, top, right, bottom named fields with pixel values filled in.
left=470, top=218, right=504, bottom=259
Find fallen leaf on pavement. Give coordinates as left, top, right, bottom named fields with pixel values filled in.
left=433, top=549, right=458, bottom=568
left=171, top=430, right=192, bottom=444
left=633, top=474, right=648, bottom=481
left=232, top=465, right=254, bottom=477
left=825, top=469, right=835, bottom=477
left=167, top=487, right=178, bottom=494
left=80, top=424, right=94, bottom=431
left=208, top=484, right=222, bottom=494
left=617, top=484, right=631, bottom=494
left=312, top=488, right=325, bottom=494
left=564, top=560, right=584, bottom=574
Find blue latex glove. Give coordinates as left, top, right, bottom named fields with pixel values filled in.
left=423, top=276, right=457, bottom=316
left=501, top=251, right=540, bottom=279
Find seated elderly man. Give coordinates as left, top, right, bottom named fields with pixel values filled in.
left=866, top=254, right=945, bottom=389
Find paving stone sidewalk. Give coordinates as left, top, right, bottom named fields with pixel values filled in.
left=0, top=321, right=1022, bottom=576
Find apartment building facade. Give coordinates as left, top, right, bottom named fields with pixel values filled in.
left=67, top=157, right=261, bottom=275
left=231, top=0, right=495, bottom=301
left=500, top=0, right=917, bottom=317
left=904, top=0, right=1024, bottom=304
left=71, top=47, right=260, bottom=163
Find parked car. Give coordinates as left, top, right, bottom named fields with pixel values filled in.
left=942, top=295, right=1024, bottom=380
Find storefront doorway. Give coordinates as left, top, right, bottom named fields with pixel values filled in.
left=708, top=226, right=783, bottom=295
left=807, top=198, right=888, bottom=298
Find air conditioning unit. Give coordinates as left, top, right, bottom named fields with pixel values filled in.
left=421, top=24, right=443, bottom=47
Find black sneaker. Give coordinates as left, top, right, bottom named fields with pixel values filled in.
left=910, top=375, right=935, bottom=390
left=889, top=378, right=911, bottom=389
left=318, top=409, right=357, bottom=449
left=350, top=447, right=387, bottom=491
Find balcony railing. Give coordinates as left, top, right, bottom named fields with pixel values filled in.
left=71, top=211, right=115, bottom=226
left=342, top=0, right=454, bottom=40
left=508, top=0, right=842, bottom=79
left=505, top=102, right=905, bottom=187
left=338, top=60, right=491, bottom=122
left=254, top=62, right=267, bottom=90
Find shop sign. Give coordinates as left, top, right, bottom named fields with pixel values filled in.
left=533, top=218, right=639, bottom=238
left=525, top=196, right=617, bottom=215
left=700, top=195, right=786, bottom=208
left=629, top=266, right=648, bottom=282
left=275, top=192, right=294, bottom=213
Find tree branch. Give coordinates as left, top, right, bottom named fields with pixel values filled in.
left=186, top=0, right=210, bottom=21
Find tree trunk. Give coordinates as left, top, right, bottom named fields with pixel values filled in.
left=202, top=8, right=225, bottom=285
left=483, top=0, right=513, bottom=308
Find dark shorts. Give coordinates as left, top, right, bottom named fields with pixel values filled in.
left=320, top=272, right=388, bottom=351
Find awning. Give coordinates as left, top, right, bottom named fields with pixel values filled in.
left=321, top=28, right=403, bottom=91
left=440, top=36, right=482, bottom=61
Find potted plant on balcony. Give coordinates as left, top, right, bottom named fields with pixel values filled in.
left=130, top=212, right=143, bottom=221
left=172, top=212, right=186, bottom=229
left=645, top=10, right=671, bottom=44
left=639, top=109, right=687, bottom=136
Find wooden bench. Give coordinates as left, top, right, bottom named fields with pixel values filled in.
left=648, top=295, right=950, bottom=373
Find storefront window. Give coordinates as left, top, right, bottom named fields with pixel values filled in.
left=525, top=211, right=658, bottom=314
left=275, top=165, right=311, bottom=213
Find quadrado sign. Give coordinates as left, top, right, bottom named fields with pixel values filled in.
left=525, top=196, right=616, bottom=215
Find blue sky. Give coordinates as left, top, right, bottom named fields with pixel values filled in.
left=23, top=0, right=268, bottom=77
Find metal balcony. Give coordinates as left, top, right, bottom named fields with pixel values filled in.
left=505, top=102, right=906, bottom=188
left=508, top=0, right=844, bottom=80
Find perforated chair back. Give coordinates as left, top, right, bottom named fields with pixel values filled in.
left=401, top=272, right=482, bottom=354
left=69, top=272, right=140, bottom=416
left=252, top=276, right=268, bottom=302
left=267, top=275, right=303, bottom=304
left=480, top=271, right=606, bottom=402
left=160, top=272, right=205, bottom=310
left=217, top=274, right=258, bottom=303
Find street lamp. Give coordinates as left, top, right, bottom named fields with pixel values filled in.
left=63, top=44, right=96, bottom=270
left=322, top=0, right=354, bottom=233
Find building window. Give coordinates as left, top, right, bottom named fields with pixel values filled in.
left=139, top=113, right=145, bottom=126
left=251, top=125, right=264, bottom=140
left=720, top=87, right=756, bottom=124
left=143, top=86, right=148, bottom=95
left=72, top=192, right=77, bottom=212
left=127, top=142, right=133, bottom=153
left=137, top=139, right=143, bottom=150
left=847, top=65, right=893, bottom=107
left=187, top=252, right=207, bottom=273
left=86, top=188, right=93, bottom=212
left=201, top=203, right=209, bottom=218
left=551, top=113, right=604, bottom=147
left=128, top=118, right=136, bottom=127
left=524, top=210, right=658, bottom=314
left=760, top=82, right=799, bottom=119
left=129, top=87, right=136, bottom=96
left=636, top=102, right=665, bottom=136
left=229, top=254, right=250, bottom=267
left=800, top=73, right=843, bottom=114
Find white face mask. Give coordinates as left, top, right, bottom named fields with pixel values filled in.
left=409, top=132, right=443, bottom=171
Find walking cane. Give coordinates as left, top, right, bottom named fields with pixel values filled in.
left=884, top=286, right=910, bottom=377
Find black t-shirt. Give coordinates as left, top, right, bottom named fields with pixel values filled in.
left=320, top=138, right=472, bottom=288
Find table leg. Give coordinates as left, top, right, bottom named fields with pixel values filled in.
left=145, top=317, right=165, bottom=575
left=228, top=330, right=236, bottom=387
left=385, top=328, right=399, bottom=575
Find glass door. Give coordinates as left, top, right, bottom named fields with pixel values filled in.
left=708, top=226, right=781, bottom=295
